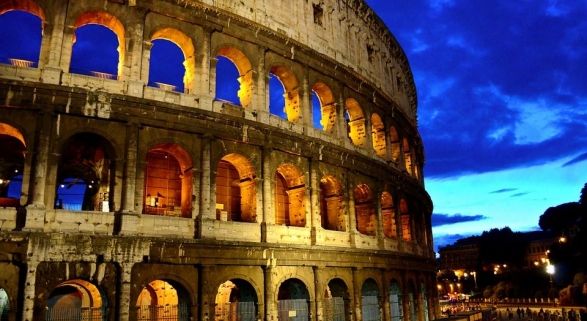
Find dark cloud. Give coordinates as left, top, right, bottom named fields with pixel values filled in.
left=490, top=188, right=517, bottom=194
left=367, top=0, right=587, bottom=178
left=433, top=233, right=475, bottom=252
left=511, top=192, right=529, bottom=198
left=432, top=213, right=487, bottom=227
left=563, top=152, right=587, bottom=167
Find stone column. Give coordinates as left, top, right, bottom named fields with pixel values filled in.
left=337, top=94, right=348, bottom=143
left=195, top=29, right=212, bottom=103
left=309, top=157, right=320, bottom=243
left=199, top=265, right=212, bottom=321
left=21, top=260, right=38, bottom=321
left=352, top=268, right=362, bottom=321
left=314, top=267, right=325, bottom=321
left=348, top=178, right=358, bottom=246
left=199, top=136, right=212, bottom=221
left=126, top=19, right=146, bottom=97
left=300, top=69, right=311, bottom=129
left=118, top=263, right=134, bottom=321
left=40, top=1, right=67, bottom=84
left=264, top=265, right=276, bottom=321
left=25, top=112, right=51, bottom=230
left=59, top=25, right=75, bottom=73
left=122, top=122, right=139, bottom=213
left=261, top=147, right=273, bottom=226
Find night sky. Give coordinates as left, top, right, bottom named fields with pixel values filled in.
left=366, top=0, right=587, bottom=249
left=1, top=2, right=586, bottom=251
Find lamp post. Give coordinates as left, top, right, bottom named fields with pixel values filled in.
left=546, top=264, right=555, bottom=297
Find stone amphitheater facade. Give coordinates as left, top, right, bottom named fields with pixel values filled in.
left=0, top=0, right=436, bottom=321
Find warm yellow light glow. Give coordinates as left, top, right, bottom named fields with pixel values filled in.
left=218, top=47, right=253, bottom=107
left=152, top=27, right=196, bottom=93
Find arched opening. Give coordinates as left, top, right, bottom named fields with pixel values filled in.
left=389, top=127, right=401, bottom=163
left=345, top=98, right=366, bottom=146
left=70, top=11, right=125, bottom=79
left=277, top=278, right=310, bottom=321
left=324, top=278, right=350, bottom=321
left=399, top=199, right=412, bottom=242
left=149, top=28, right=195, bottom=93
left=269, top=66, right=300, bottom=123
left=0, top=123, right=26, bottom=207
left=389, top=281, right=403, bottom=321
left=215, top=279, right=258, bottom=321
left=371, top=114, right=386, bottom=157
left=319, top=175, right=344, bottom=231
left=402, top=138, right=413, bottom=176
left=0, top=1, right=44, bottom=67
left=311, top=82, right=336, bottom=132
left=216, top=47, right=253, bottom=108
left=407, top=282, right=417, bottom=321
left=420, top=283, right=429, bottom=321
left=275, top=164, right=305, bottom=227
left=361, top=279, right=381, bottom=321
left=0, top=288, right=9, bottom=321
left=143, top=143, right=193, bottom=217
left=136, top=279, right=190, bottom=321
left=215, top=153, right=256, bottom=222
left=46, top=279, right=105, bottom=321
left=381, top=192, right=397, bottom=238
left=55, top=133, right=114, bottom=212
left=353, top=184, right=376, bottom=236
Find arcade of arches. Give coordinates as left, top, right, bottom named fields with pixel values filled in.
left=0, top=1, right=435, bottom=321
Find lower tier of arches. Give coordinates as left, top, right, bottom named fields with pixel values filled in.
left=0, top=233, right=439, bottom=321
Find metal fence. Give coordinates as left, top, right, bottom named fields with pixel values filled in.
left=45, top=307, right=103, bottom=321
left=216, top=302, right=257, bottom=321
left=323, top=297, right=346, bottom=321
left=278, top=299, right=309, bottom=321
left=136, top=304, right=189, bottom=321
left=362, top=296, right=381, bottom=321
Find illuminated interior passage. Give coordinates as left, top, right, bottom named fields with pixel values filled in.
left=319, top=175, right=345, bottom=231
left=345, top=98, right=366, bottom=146
left=399, top=199, right=412, bottom=241
left=381, top=192, right=397, bottom=238
left=389, top=127, right=401, bottom=163
left=275, top=163, right=306, bottom=227
left=402, top=138, right=413, bottom=175
left=354, top=184, right=376, bottom=236
left=46, top=279, right=104, bottom=321
left=215, top=279, right=258, bottom=321
left=137, top=280, right=189, bottom=321
left=371, top=113, right=386, bottom=158
left=215, top=153, right=257, bottom=222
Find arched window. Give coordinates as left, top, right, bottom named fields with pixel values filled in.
left=46, top=279, right=105, bottom=321
left=215, top=279, right=258, bottom=321
left=361, top=279, right=381, bottom=321
left=324, top=278, right=350, bottom=321
left=311, top=82, right=336, bottom=132
left=399, top=199, right=412, bottom=242
left=136, top=279, right=190, bottom=321
left=143, top=143, right=193, bottom=217
left=275, top=163, right=305, bottom=227
left=0, top=2, right=44, bottom=67
left=389, top=127, right=401, bottom=163
left=402, top=138, right=413, bottom=175
left=0, top=123, right=26, bottom=207
left=149, top=28, right=195, bottom=93
left=70, top=11, right=125, bottom=79
left=354, top=184, right=376, bottom=236
left=216, top=47, right=253, bottom=108
left=345, top=98, right=366, bottom=146
left=371, top=113, right=386, bottom=157
left=55, top=133, right=114, bottom=212
left=278, top=279, right=310, bottom=321
left=215, top=153, right=256, bottom=222
left=389, top=281, right=404, bottom=321
left=269, top=66, right=300, bottom=123
left=381, top=192, right=397, bottom=238
left=319, top=175, right=345, bottom=231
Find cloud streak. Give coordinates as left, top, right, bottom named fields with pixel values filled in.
left=432, top=213, right=487, bottom=227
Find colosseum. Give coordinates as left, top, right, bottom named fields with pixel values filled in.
left=0, top=0, right=435, bottom=320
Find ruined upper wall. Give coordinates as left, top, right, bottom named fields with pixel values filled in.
left=182, top=0, right=418, bottom=122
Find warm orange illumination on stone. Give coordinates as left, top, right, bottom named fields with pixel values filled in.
left=152, top=28, right=196, bottom=94
left=345, top=98, right=366, bottom=146
left=319, top=175, right=345, bottom=231
left=215, top=153, right=257, bottom=222
left=399, top=198, right=412, bottom=241
left=0, top=0, right=45, bottom=21
left=218, top=47, right=253, bottom=108
left=312, top=82, right=337, bottom=132
left=0, top=122, right=26, bottom=147
left=389, top=126, right=401, bottom=163
left=270, top=66, right=300, bottom=123
left=371, top=113, right=386, bottom=157
left=275, top=163, right=305, bottom=227
left=54, top=279, right=103, bottom=309
left=74, top=11, right=125, bottom=79
left=353, top=183, right=376, bottom=236
left=402, top=138, right=413, bottom=175
left=381, top=192, right=397, bottom=238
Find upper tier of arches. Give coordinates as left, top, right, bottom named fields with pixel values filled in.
left=0, top=2, right=424, bottom=182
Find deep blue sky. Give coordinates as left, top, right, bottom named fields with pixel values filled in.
left=1, top=3, right=586, bottom=251
left=366, top=0, right=587, bottom=250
